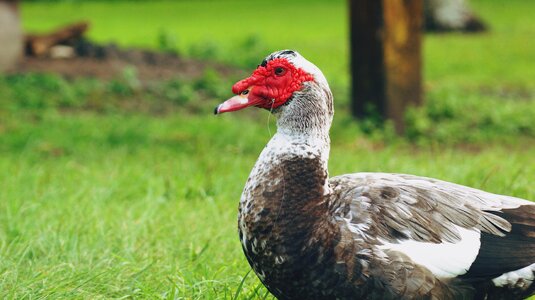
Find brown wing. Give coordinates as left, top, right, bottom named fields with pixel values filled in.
left=330, top=173, right=530, bottom=243
left=330, top=172, right=535, bottom=285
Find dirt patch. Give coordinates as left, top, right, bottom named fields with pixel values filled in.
left=476, top=85, right=534, bottom=102
left=9, top=39, right=244, bottom=82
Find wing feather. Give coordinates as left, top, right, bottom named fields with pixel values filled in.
left=330, top=172, right=535, bottom=281
left=330, top=172, right=526, bottom=242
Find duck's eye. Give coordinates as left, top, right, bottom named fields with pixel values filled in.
left=274, top=67, right=286, bottom=76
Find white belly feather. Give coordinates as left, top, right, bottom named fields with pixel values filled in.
left=378, top=226, right=481, bottom=278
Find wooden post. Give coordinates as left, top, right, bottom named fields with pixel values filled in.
left=0, top=0, right=22, bottom=72
left=349, top=0, right=423, bottom=133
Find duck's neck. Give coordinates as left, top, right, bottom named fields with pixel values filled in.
left=275, top=83, right=332, bottom=193
left=268, top=130, right=331, bottom=202
left=240, top=129, right=331, bottom=243
left=242, top=84, right=334, bottom=216
left=275, top=82, right=333, bottom=142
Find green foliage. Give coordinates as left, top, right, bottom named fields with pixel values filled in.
left=232, top=35, right=272, bottom=69
left=186, top=34, right=271, bottom=69
left=0, top=71, right=234, bottom=115
left=194, top=68, right=228, bottom=99
left=162, top=79, right=196, bottom=105
left=3, top=70, right=532, bottom=145
left=405, top=86, right=535, bottom=144
left=1, top=74, right=87, bottom=110
left=157, top=28, right=179, bottom=55
left=188, top=40, right=222, bottom=62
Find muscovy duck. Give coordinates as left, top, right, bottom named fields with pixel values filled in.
left=214, top=50, right=535, bottom=299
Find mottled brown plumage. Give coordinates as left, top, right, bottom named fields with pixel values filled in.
left=216, top=50, right=535, bottom=299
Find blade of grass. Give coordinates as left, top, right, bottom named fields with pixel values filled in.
left=232, top=268, right=252, bottom=300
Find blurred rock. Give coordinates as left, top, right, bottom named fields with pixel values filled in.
left=50, top=45, right=75, bottom=59
left=425, top=0, right=487, bottom=32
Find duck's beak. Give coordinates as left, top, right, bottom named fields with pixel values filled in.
left=214, top=88, right=260, bottom=114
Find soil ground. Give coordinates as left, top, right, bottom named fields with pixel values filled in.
left=9, top=39, right=242, bottom=82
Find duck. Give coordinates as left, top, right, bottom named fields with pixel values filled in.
left=214, top=50, right=535, bottom=299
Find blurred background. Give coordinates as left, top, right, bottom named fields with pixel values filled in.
left=0, top=0, right=534, bottom=298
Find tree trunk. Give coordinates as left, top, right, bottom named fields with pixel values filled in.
left=349, top=0, right=423, bottom=133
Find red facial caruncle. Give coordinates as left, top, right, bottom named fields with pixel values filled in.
left=214, top=58, right=315, bottom=114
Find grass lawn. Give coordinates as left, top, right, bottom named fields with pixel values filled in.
left=1, top=112, right=533, bottom=298
left=0, top=0, right=533, bottom=298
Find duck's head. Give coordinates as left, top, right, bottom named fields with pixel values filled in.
left=214, top=50, right=333, bottom=123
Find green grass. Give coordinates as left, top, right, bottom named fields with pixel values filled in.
left=0, top=0, right=533, bottom=298
left=1, top=111, right=534, bottom=298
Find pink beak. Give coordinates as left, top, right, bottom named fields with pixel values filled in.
left=214, top=88, right=261, bottom=114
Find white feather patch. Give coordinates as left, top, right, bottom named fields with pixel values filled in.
left=492, top=263, right=535, bottom=288
left=378, top=226, right=481, bottom=278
